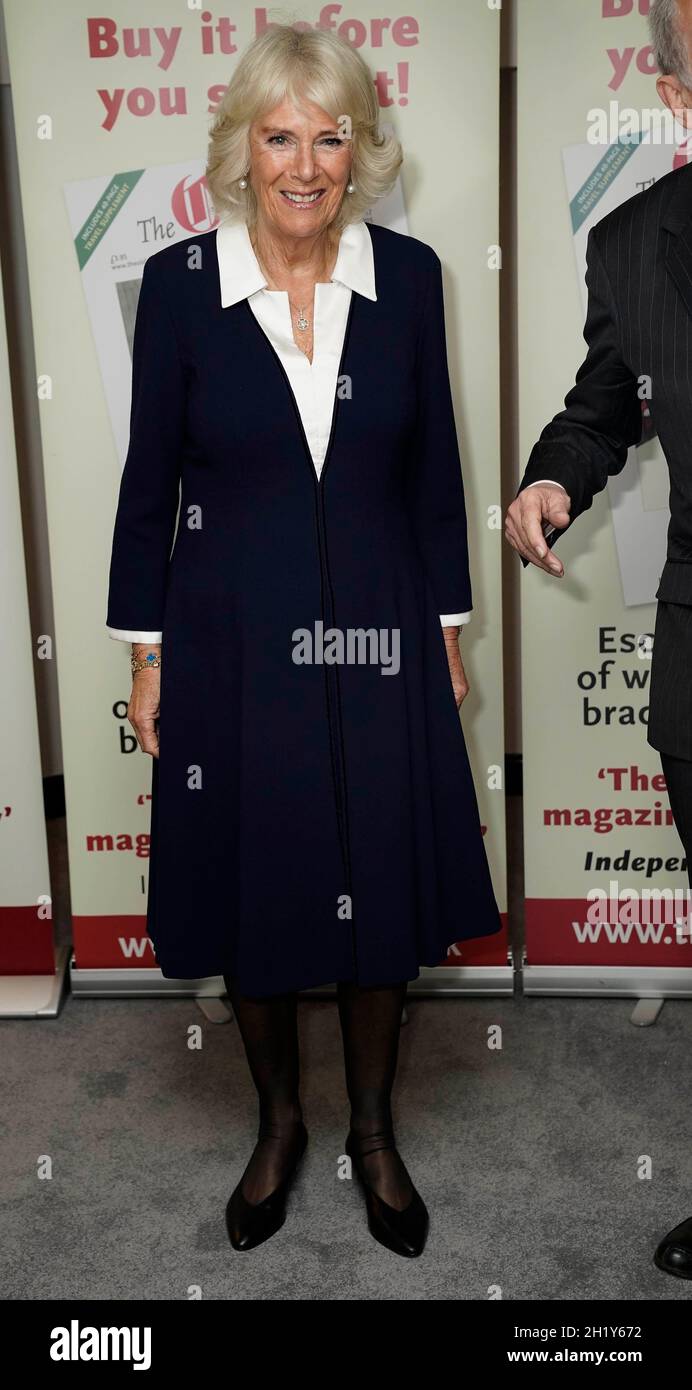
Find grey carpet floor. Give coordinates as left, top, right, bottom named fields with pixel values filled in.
left=2, top=803, right=689, bottom=1301
left=1, top=986, right=691, bottom=1301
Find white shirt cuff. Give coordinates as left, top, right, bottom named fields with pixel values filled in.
left=109, top=617, right=471, bottom=640
left=107, top=628, right=163, bottom=643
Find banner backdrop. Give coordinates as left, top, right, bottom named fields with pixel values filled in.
left=0, top=268, right=53, bottom=975
left=517, top=0, right=692, bottom=987
left=4, top=0, right=507, bottom=983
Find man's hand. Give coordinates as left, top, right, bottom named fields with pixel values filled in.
left=504, top=484, right=571, bottom=576
left=442, top=627, right=469, bottom=707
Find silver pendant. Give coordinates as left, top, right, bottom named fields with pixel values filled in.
left=296, top=309, right=309, bottom=330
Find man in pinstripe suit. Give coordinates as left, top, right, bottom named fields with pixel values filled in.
left=506, top=0, right=692, bottom=1281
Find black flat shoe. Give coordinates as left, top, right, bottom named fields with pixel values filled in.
left=653, top=1215, right=692, bottom=1279
left=345, top=1129, right=429, bottom=1258
left=225, top=1120, right=308, bottom=1252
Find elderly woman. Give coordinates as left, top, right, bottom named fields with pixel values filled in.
left=106, top=24, right=501, bottom=1259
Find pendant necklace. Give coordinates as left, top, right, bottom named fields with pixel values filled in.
left=250, top=232, right=334, bottom=332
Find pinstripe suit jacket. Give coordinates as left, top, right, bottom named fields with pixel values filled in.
left=517, top=158, right=692, bottom=607
left=516, top=159, right=692, bottom=756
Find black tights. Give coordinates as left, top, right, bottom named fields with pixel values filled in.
left=223, top=974, right=413, bottom=1210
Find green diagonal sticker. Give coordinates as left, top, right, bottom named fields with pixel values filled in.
left=569, top=136, right=645, bottom=234
left=73, top=171, right=144, bottom=269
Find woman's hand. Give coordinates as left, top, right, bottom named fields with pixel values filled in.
left=128, top=645, right=161, bottom=757
left=442, top=626, right=469, bottom=708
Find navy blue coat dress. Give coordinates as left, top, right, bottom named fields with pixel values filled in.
left=106, top=220, right=502, bottom=995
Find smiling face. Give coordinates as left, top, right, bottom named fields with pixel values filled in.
left=247, top=96, right=353, bottom=242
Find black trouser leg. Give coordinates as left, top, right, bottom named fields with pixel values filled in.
left=659, top=751, right=692, bottom=894
left=223, top=974, right=304, bottom=1204
left=336, top=979, right=414, bottom=1210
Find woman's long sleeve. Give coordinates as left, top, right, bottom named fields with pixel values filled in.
left=106, top=252, right=185, bottom=638
left=408, top=251, right=473, bottom=619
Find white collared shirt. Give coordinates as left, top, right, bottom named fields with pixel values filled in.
left=108, top=218, right=469, bottom=642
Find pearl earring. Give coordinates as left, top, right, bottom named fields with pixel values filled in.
left=346, top=181, right=355, bottom=194
left=239, top=176, right=248, bottom=189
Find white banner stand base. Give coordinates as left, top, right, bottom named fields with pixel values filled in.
left=0, top=942, right=70, bottom=1018
left=69, top=956, right=515, bottom=999
left=522, top=964, right=692, bottom=1000
left=408, top=963, right=514, bottom=996
left=630, top=998, right=665, bottom=1027
left=69, top=959, right=226, bottom=998
left=305, top=961, right=515, bottom=997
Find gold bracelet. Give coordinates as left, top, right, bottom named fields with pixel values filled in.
left=131, top=652, right=161, bottom=675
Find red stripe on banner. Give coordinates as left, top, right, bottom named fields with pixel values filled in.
left=73, top=915, right=157, bottom=969
left=441, top=913, right=509, bottom=967
left=72, top=913, right=511, bottom=972
left=0, top=906, right=55, bottom=974
left=525, top=899, right=692, bottom=967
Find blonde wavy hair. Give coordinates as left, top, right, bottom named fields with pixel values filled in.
left=206, top=22, right=402, bottom=230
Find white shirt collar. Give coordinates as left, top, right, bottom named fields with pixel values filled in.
left=216, top=216, right=377, bottom=307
